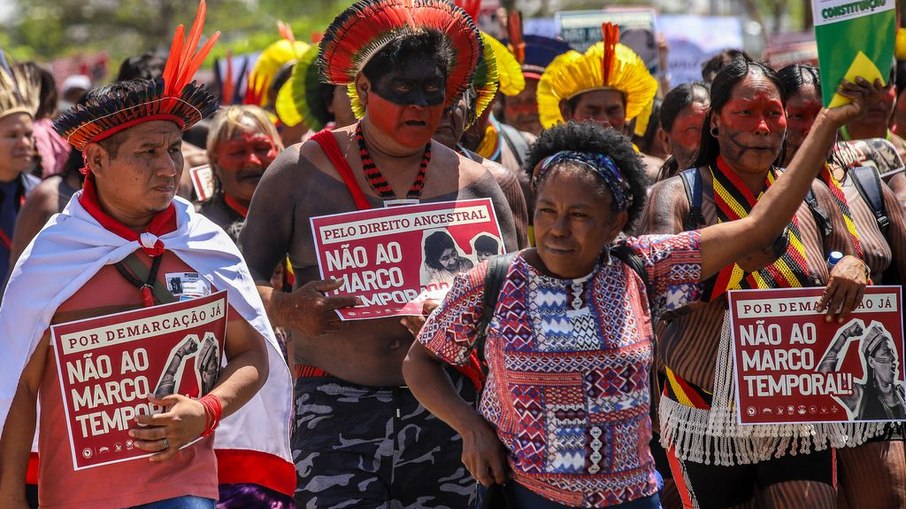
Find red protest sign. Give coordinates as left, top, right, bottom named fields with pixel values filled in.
left=729, top=286, right=905, bottom=424
left=311, top=199, right=503, bottom=320
left=51, top=291, right=228, bottom=470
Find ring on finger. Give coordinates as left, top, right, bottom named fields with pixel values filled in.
left=161, top=438, right=169, bottom=450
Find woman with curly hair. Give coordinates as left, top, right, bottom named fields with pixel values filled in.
left=403, top=70, right=875, bottom=508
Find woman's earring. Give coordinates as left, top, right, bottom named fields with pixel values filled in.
left=710, top=126, right=719, bottom=137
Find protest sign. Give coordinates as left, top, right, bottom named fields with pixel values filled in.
left=812, top=0, right=896, bottom=107
left=51, top=291, right=228, bottom=470
left=310, top=199, right=503, bottom=320
left=555, top=8, right=658, bottom=74
left=729, top=286, right=904, bottom=424
left=188, top=164, right=215, bottom=202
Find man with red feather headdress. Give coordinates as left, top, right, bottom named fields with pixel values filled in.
left=238, top=0, right=518, bottom=505
left=0, top=3, right=293, bottom=508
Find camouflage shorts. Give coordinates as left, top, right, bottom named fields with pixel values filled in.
left=292, top=371, right=477, bottom=508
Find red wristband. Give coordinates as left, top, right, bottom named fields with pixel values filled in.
left=199, top=393, right=223, bottom=438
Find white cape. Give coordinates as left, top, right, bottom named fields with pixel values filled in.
left=0, top=194, right=292, bottom=465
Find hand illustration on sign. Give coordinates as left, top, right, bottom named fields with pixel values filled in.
left=154, top=333, right=221, bottom=398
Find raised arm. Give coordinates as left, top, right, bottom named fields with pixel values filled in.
left=699, top=79, right=879, bottom=280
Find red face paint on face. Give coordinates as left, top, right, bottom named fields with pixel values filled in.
left=503, top=79, right=541, bottom=135
left=668, top=102, right=708, bottom=170
left=367, top=90, right=445, bottom=149
left=784, top=84, right=821, bottom=158
left=714, top=74, right=787, bottom=175
left=214, top=130, right=277, bottom=206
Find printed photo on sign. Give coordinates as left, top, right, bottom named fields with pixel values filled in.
left=165, top=272, right=212, bottom=300
left=310, top=199, right=503, bottom=320
left=50, top=291, right=228, bottom=470
left=728, top=286, right=904, bottom=424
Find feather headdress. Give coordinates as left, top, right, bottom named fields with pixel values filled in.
left=319, top=0, right=482, bottom=114
left=275, top=44, right=332, bottom=130
left=502, top=10, right=570, bottom=80
left=451, top=0, right=523, bottom=98
left=0, top=54, right=40, bottom=121
left=468, top=32, right=501, bottom=128
left=247, top=22, right=309, bottom=107
left=53, top=0, right=219, bottom=150
left=537, top=23, right=656, bottom=133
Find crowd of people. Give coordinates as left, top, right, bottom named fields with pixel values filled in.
left=0, top=0, right=904, bottom=508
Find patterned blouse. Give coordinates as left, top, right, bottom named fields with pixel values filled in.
left=418, top=232, right=704, bottom=507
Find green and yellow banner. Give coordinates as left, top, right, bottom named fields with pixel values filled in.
left=812, top=0, right=896, bottom=107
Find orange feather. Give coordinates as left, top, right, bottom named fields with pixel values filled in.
left=163, top=24, right=185, bottom=95
left=507, top=10, right=525, bottom=64
left=277, top=21, right=295, bottom=44
left=601, top=22, right=619, bottom=85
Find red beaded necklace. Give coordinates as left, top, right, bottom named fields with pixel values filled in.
left=355, top=122, right=431, bottom=201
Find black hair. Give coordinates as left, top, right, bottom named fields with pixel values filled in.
left=691, top=55, right=787, bottom=169
left=474, top=234, right=499, bottom=253
left=117, top=53, right=166, bottom=82
left=424, top=230, right=457, bottom=270
left=362, top=30, right=452, bottom=85
left=318, top=84, right=338, bottom=123
left=655, top=82, right=711, bottom=181
left=660, top=82, right=710, bottom=133
left=701, top=49, right=752, bottom=83
left=269, top=62, right=296, bottom=100
left=523, top=121, right=649, bottom=229
left=60, top=147, right=86, bottom=183
left=777, top=63, right=821, bottom=100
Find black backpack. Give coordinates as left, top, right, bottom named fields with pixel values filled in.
left=849, top=166, right=890, bottom=235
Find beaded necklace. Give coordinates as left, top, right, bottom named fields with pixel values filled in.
left=355, top=122, right=431, bottom=200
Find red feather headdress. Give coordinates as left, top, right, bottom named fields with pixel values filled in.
left=318, top=0, right=482, bottom=111
left=54, top=0, right=219, bottom=150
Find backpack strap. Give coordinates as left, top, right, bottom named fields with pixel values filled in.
left=610, top=244, right=651, bottom=300
left=498, top=123, right=530, bottom=169
left=473, top=252, right=517, bottom=373
left=804, top=188, right=833, bottom=239
left=678, top=168, right=705, bottom=231
left=850, top=165, right=890, bottom=234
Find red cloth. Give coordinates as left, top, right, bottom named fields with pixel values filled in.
left=78, top=175, right=177, bottom=257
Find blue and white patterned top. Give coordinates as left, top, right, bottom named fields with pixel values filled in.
left=419, top=231, right=704, bottom=507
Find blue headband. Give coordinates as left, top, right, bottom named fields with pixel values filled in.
left=534, top=150, right=634, bottom=211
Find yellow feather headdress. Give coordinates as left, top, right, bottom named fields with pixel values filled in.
left=537, top=25, right=656, bottom=134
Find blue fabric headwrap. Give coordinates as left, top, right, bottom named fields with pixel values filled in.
left=534, top=150, right=634, bottom=211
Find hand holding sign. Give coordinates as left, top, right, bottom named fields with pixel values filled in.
left=282, top=278, right=361, bottom=336
left=400, top=298, right=441, bottom=338
left=822, top=77, right=884, bottom=128
left=130, top=394, right=207, bottom=462
left=819, top=254, right=869, bottom=322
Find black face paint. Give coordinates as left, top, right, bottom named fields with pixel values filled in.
left=371, top=57, right=446, bottom=107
